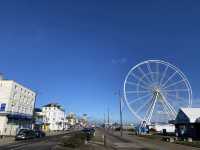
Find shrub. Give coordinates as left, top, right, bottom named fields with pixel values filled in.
left=62, top=132, right=87, bottom=148
left=115, top=127, right=121, bottom=131
left=127, top=128, right=135, bottom=132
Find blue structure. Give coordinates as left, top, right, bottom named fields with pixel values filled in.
left=136, top=121, right=149, bottom=135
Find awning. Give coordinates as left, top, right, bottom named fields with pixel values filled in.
left=7, top=113, right=33, bottom=121
left=35, top=121, right=44, bottom=125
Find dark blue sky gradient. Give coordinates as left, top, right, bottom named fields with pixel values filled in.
left=0, top=0, right=200, bottom=122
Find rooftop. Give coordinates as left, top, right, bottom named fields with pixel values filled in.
left=43, top=103, right=65, bottom=111
left=179, top=108, right=200, bottom=123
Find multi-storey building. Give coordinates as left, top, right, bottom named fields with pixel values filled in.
left=66, top=112, right=78, bottom=127
left=33, top=108, right=45, bottom=131
left=0, top=76, right=36, bottom=135
left=42, top=103, right=66, bottom=131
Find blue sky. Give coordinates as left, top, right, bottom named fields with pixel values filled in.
left=0, top=0, right=200, bottom=123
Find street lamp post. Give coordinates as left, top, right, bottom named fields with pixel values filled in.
left=119, top=91, right=123, bottom=137
left=115, top=90, right=123, bottom=137
left=107, top=107, right=110, bottom=131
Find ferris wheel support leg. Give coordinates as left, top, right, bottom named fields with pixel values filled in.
left=148, top=96, right=157, bottom=123
left=143, top=97, right=154, bottom=123
left=162, top=98, right=177, bottom=118
left=160, top=100, right=174, bottom=120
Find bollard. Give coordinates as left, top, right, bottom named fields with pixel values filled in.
left=102, top=134, right=107, bottom=147
left=169, top=137, right=174, bottom=143
left=102, top=134, right=104, bottom=143
left=85, top=140, right=88, bottom=144
left=188, top=137, right=192, bottom=142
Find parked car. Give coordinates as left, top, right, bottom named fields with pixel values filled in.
left=81, top=128, right=95, bottom=140
left=34, top=130, right=46, bottom=138
left=15, top=129, right=36, bottom=140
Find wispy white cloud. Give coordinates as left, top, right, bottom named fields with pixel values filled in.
left=111, top=58, right=127, bottom=64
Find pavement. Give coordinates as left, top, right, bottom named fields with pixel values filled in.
left=103, top=129, right=200, bottom=150
left=0, top=136, right=15, bottom=146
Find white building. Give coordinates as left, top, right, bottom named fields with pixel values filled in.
left=42, top=103, right=66, bottom=131
left=33, top=108, right=45, bottom=130
left=149, top=123, right=175, bottom=133
left=66, top=112, right=78, bottom=127
left=0, top=76, right=36, bottom=136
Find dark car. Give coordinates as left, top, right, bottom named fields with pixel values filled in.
left=81, top=128, right=95, bottom=140
left=34, top=130, right=46, bottom=138
left=15, top=129, right=36, bottom=140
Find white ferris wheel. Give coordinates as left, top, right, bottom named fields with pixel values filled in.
left=123, top=60, right=192, bottom=124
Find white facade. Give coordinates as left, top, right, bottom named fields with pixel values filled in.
left=0, top=80, right=36, bottom=135
left=149, top=123, right=175, bottom=133
left=42, top=103, right=66, bottom=131
left=66, top=112, right=78, bottom=126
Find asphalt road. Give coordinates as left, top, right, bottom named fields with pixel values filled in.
left=1, top=129, right=200, bottom=150
left=0, top=133, right=70, bottom=150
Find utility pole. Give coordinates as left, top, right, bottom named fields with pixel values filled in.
left=103, top=113, right=105, bottom=129
left=115, top=90, right=123, bottom=136
left=119, top=90, right=123, bottom=136
left=107, top=107, right=110, bottom=129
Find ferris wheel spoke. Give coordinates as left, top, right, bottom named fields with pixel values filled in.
left=166, top=93, right=186, bottom=102
left=130, top=73, right=150, bottom=87
left=162, top=89, right=189, bottom=92
left=138, top=67, right=152, bottom=84
left=163, top=79, right=186, bottom=89
left=159, top=65, right=169, bottom=86
left=146, top=62, right=154, bottom=82
left=155, top=62, right=160, bottom=84
left=126, top=81, right=149, bottom=90
left=136, top=96, right=153, bottom=113
left=126, top=90, right=150, bottom=94
left=162, top=71, right=177, bottom=87
left=129, top=93, right=152, bottom=105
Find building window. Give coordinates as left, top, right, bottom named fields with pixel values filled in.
left=0, top=103, right=6, bottom=111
